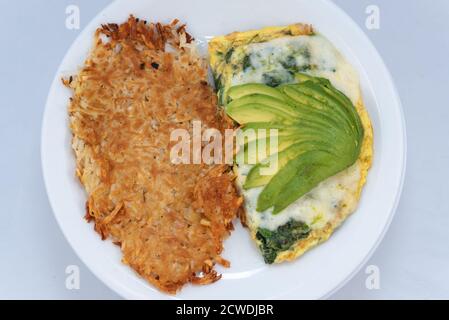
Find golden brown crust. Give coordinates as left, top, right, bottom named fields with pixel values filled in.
left=65, top=16, right=242, bottom=293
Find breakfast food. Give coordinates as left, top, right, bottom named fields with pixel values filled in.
left=64, top=16, right=242, bottom=293
left=65, top=14, right=373, bottom=294
left=209, top=24, right=373, bottom=263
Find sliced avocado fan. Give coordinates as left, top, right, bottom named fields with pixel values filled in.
left=226, top=74, right=364, bottom=214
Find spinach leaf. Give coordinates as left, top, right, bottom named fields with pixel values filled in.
left=213, top=73, right=222, bottom=91
left=256, top=220, right=311, bottom=264
left=225, top=48, right=235, bottom=63
left=242, top=54, right=252, bottom=71
left=262, top=70, right=294, bottom=87
left=262, top=73, right=283, bottom=87
left=298, top=64, right=312, bottom=72
left=280, top=49, right=312, bottom=74
left=299, top=46, right=311, bottom=60
left=280, top=55, right=297, bottom=70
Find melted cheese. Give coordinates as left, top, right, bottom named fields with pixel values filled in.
left=237, top=162, right=361, bottom=231
left=231, top=34, right=360, bottom=105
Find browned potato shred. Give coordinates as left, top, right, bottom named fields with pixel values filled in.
left=64, top=16, right=242, bottom=294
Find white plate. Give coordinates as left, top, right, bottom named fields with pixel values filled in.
left=41, top=0, right=406, bottom=299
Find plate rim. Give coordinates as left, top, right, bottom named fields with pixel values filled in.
left=315, top=0, right=407, bottom=299
left=41, top=0, right=407, bottom=299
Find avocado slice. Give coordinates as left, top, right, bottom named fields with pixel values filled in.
left=289, top=82, right=360, bottom=137
left=226, top=103, right=293, bottom=123
left=279, top=85, right=355, bottom=137
left=225, top=76, right=364, bottom=214
left=294, top=72, right=331, bottom=86
left=256, top=150, right=335, bottom=213
left=227, top=83, right=287, bottom=101
left=283, top=85, right=351, bottom=125
left=237, top=122, right=345, bottom=166
left=227, top=94, right=301, bottom=118
left=237, top=131, right=327, bottom=165
left=242, top=139, right=335, bottom=189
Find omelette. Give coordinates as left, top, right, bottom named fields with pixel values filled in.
left=65, top=16, right=242, bottom=293
left=209, top=24, right=373, bottom=264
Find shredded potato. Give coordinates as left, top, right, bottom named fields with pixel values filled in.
left=65, top=16, right=242, bottom=294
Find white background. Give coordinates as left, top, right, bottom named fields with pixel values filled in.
left=0, top=0, right=448, bottom=299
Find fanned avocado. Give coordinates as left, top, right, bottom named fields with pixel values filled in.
left=227, top=74, right=364, bottom=214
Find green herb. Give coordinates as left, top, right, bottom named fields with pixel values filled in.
left=280, top=48, right=311, bottom=74
left=299, top=46, right=311, bottom=60
left=218, top=89, right=225, bottom=106
left=256, top=220, right=311, bottom=264
left=262, top=73, right=283, bottom=87
left=280, top=55, right=297, bottom=70
left=298, top=64, right=312, bottom=72
left=242, top=54, right=252, bottom=71
left=224, top=48, right=235, bottom=63
left=213, top=73, right=222, bottom=91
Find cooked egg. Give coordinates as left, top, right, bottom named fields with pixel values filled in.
left=209, top=25, right=373, bottom=263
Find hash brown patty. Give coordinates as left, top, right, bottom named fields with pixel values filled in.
left=64, top=16, right=242, bottom=293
